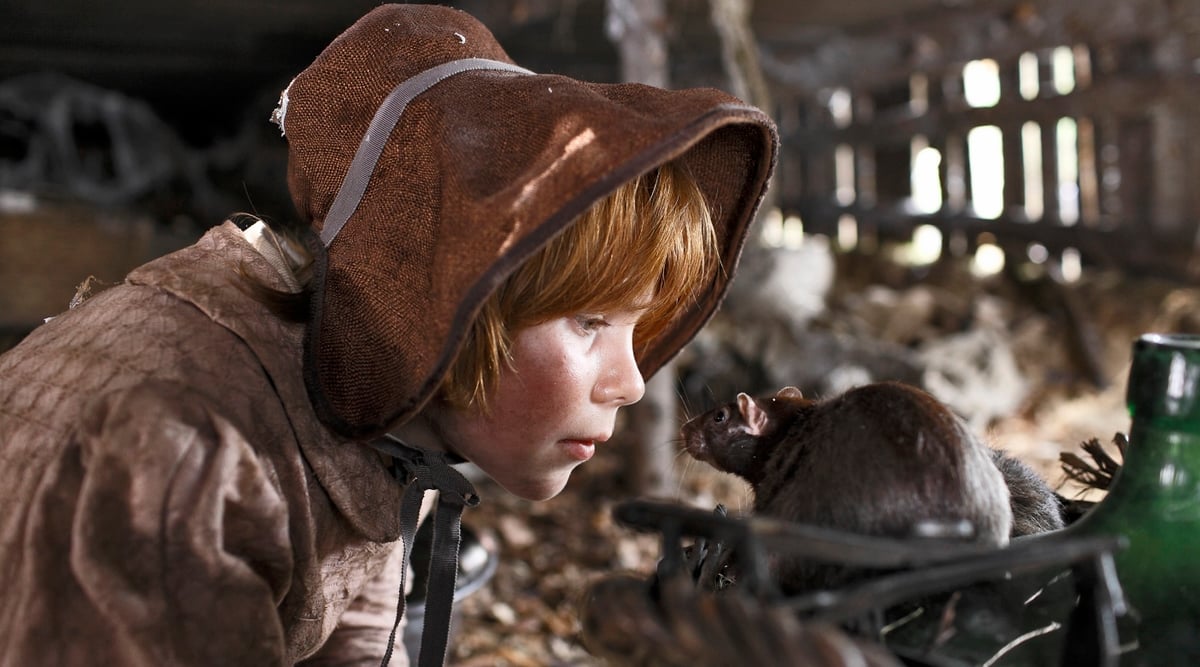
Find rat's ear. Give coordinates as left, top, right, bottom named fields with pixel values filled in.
left=776, top=386, right=803, bottom=400
left=737, top=392, right=769, bottom=436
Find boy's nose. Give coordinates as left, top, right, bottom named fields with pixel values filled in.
left=597, top=344, right=646, bottom=407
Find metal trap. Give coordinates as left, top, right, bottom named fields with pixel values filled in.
left=582, top=500, right=1127, bottom=667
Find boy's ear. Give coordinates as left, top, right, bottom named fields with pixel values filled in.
left=737, top=392, right=769, bottom=436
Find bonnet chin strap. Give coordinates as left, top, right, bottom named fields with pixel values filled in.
left=371, top=435, right=480, bottom=667
left=319, top=58, right=534, bottom=247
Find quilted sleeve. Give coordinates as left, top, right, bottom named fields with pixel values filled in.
left=6, top=381, right=295, bottom=666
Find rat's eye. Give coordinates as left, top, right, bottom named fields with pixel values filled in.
left=713, top=409, right=728, bottom=424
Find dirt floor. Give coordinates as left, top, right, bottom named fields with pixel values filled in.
left=447, top=442, right=756, bottom=667
left=444, top=252, right=1200, bottom=666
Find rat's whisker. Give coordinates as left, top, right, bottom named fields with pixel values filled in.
left=675, top=385, right=694, bottom=423
left=675, top=455, right=696, bottom=498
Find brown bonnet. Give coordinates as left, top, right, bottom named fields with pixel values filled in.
left=278, top=4, right=778, bottom=439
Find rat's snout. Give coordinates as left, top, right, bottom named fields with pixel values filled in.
left=679, top=418, right=712, bottom=463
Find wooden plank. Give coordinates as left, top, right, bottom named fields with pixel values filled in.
left=787, top=197, right=1192, bottom=278
left=782, top=77, right=1174, bottom=149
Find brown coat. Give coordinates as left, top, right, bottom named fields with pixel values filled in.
left=0, top=222, right=408, bottom=666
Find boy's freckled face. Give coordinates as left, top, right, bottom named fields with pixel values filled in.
left=439, top=308, right=647, bottom=500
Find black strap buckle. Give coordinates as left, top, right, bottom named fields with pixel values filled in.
left=370, top=435, right=480, bottom=667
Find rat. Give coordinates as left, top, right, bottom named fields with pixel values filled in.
left=681, top=382, right=1061, bottom=591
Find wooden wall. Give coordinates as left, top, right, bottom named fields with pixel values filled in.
left=764, top=0, right=1200, bottom=279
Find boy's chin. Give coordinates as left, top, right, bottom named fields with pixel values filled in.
left=498, top=470, right=574, bottom=502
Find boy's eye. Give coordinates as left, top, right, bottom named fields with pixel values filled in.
left=575, top=315, right=608, bottom=332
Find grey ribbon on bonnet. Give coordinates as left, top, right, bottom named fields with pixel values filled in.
left=318, top=57, right=534, bottom=248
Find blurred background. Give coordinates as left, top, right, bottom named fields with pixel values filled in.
left=3, top=1, right=1199, bottom=664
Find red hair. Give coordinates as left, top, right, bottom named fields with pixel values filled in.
left=440, top=160, right=720, bottom=409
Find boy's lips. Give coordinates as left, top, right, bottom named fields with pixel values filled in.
left=560, top=438, right=598, bottom=461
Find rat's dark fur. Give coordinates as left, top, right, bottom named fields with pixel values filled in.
left=681, top=382, right=1062, bottom=591
left=990, top=449, right=1066, bottom=535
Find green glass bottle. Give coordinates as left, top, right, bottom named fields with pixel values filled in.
left=1069, top=333, right=1200, bottom=664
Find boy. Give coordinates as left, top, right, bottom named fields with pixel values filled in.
left=0, top=4, right=776, bottom=665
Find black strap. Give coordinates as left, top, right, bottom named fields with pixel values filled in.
left=371, top=435, right=480, bottom=667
